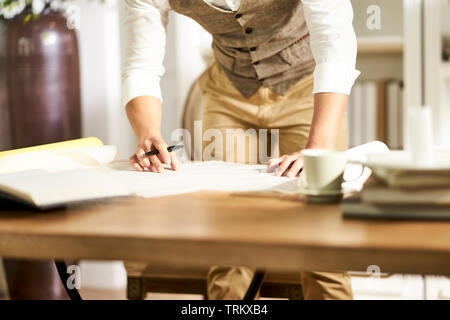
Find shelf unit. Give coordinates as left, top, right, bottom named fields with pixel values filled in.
left=352, top=0, right=404, bottom=148
left=422, top=0, right=450, bottom=146
left=442, top=62, right=450, bottom=79
left=357, top=36, right=404, bottom=54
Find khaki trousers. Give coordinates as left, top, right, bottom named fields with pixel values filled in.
left=199, top=62, right=352, bottom=300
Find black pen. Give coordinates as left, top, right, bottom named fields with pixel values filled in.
left=145, top=144, right=184, bottom=156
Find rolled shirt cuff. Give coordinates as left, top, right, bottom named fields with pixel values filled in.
left=312, top=62, right=361, bottom=95
left=121, top=73, right=162, bottom=108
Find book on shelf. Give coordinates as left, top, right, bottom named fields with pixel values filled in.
left=347, top=91, right=354, bottom=147
left=351, top=82, right=364, bottom=146
left=376, top=80, right=387, bottom=143
left=386, top=80, right=404, bottom=149
left=397, top=81, right=404, bottom=148
left=348, top=79, right=403, bottom=149
left=364, top=81, right=377, bottom=142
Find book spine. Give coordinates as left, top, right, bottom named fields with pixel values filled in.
left=376, top=80, right=387, bottom=143
left=398, top=81, right=404, bottom=149
left=387, top=81, right=400, bottom=149
left=347, top=85, right=355, bottom=147
left=352, top=82, right=363, bottom=146
left=364, top=81, right=377, bottom=142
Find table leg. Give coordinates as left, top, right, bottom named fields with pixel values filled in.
left=0, top=258, right=9, bottom=300
left=243, top=269, right=266, bottom=300
left=54, top=261, right=82, bottom=301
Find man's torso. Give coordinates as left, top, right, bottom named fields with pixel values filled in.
left=169, top=0, right=315, bottom=98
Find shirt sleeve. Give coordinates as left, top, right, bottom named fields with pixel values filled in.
left=122, top=0, right=170, bottom=107
left=302, top=0, right=361, bottom=95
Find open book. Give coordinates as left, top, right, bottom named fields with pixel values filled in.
left=0, top=140, right=131, bottom=209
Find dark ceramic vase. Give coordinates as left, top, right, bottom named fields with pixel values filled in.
left=3, top=10, right=81, bottom=148
left=0, top=17, right=11, bottom=150
left=0, top=9, right=82, bottom=300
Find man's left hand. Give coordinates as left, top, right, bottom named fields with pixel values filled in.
left=267, top=152, right=303, bottom=178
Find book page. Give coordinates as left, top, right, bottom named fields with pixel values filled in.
left=0, top=168, right=130, bottom=208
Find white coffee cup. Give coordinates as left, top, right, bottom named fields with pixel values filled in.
left=299, top=149, right=349, bottom=191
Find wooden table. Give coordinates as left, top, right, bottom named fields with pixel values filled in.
left=0, top=192, right=450, bottom=276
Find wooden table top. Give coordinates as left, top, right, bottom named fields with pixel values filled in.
left=0, top=192, right=449, bottom=276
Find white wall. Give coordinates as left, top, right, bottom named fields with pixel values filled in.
left=78, top=0, right=135, bottom=159
left=352, top=0, right=404, bottom=81
left=352, top=0, right=403, bottom=37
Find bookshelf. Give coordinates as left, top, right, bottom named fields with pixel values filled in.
left=422, top=0, right=450, bottom=147
left=352, top=0, right=449, bottom=148
left=350, top=1, right=404, bottom=148
left=357, top=36, right=403, bottom=54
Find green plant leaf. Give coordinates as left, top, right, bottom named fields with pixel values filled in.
left=23, top=13, right=31, bottom=23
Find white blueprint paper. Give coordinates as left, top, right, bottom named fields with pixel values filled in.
left=107, top=161, right=298, bottom=198
left=106, top=141, right=389, bottom=199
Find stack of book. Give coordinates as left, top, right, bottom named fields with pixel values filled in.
left=342, top=171, right=450, bottom=220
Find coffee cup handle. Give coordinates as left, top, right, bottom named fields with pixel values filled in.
left=343, top=161, right=366, bottom=183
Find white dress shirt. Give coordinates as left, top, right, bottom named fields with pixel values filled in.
left=208, top=0, right=239, bottom=11
left=122, top=0, right=360, bottom=106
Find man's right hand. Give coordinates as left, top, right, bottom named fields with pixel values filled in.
left=125, top=96, right=179, bottom=173
left=130, top=134, right=179, bottom=173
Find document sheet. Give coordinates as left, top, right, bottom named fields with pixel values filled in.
left=107, top=161, right=298, bottom=198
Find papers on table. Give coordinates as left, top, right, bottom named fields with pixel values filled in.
left=107, top=161, right=298, bottom=198
left=0, top=141, right=390, bottom=208
left=107, top=142, right=390, bottom=199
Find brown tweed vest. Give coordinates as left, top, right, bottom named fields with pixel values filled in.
left=169, top=0, right=315, bottom=98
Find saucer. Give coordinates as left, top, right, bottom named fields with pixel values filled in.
left=298, top=187, right=344, bottom=196
left=298, top=187, right=349, bottom=203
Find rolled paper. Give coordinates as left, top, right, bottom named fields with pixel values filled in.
left=345, top=140, right=390, bottom=162
left=343, top=140, right=390, bottom=191
left=0, top=137, right=104, bottom=160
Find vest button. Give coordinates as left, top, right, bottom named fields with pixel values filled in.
left=245, top=27, right=253, bottom=34
left=235, top=13, right=242, bottom=19
left=250, top=47, right=257, bottom=51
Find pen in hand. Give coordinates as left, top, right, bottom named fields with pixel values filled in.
left=145, top=144, right=184, bottom=156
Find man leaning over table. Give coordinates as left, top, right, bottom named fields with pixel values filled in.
left=123, top=0, right=360, bottom=300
